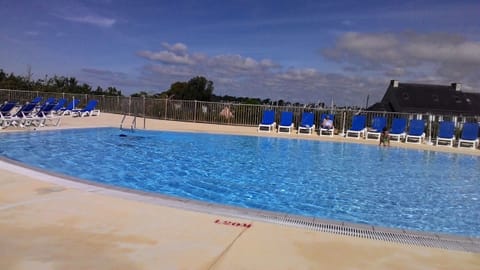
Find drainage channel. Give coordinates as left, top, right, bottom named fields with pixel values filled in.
left=241, top=213, right=480, bottom=253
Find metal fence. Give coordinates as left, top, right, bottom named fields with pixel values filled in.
left=1, top=88, right=479, bottom=142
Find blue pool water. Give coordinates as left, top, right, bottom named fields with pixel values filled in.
left=0, top=127, right=479, bottom=237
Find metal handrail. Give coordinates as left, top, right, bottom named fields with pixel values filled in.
left=120, top=114, right=127, bottom=130
left=120, top=114, right=136, bottom=132
left=131, top=115, right=136, bottom=131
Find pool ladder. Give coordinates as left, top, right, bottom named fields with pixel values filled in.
left=120, top=114, right=136, bottom=132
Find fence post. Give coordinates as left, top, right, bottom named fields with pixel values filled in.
left=117, top=95, right=120, bottom=114
left=428, top=113, right=433, bottom=144
left=194, top=100, right=197, bottom=123
left=164, top=99, right=168, bottom=120
left=143, top=95, right=146, bottom=129
left=128, top=96, right=131, bottom=116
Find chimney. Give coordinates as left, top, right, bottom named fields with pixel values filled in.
left=451, top=83, right=462, bottom=91
left=390, top=80, right=399, bottom=88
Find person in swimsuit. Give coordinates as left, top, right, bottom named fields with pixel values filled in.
left=379, top=127, right=390, bottom=146
left=321, top=115, right=333, bottom=129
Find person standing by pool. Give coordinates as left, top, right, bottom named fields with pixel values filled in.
left=220, top=106, right=234, bottom=119
left=379, top=127, right=390, bottom=146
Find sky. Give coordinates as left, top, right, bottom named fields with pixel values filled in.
left=1, top=0, right=479, bottom=106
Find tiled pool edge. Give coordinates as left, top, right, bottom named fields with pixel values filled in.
left=1, top=157, right=479, bottom=253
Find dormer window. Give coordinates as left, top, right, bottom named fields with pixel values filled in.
left=432, top=94, right=439, bottom=102
left=454, top=96, right=462, bottom=104
left=402, top=92, right=409, bottom=100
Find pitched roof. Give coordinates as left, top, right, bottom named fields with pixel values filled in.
left=370, top=81, right=480, bottom=115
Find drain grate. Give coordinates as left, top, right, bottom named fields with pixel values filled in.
left=239, top=213, right=480, bottom=253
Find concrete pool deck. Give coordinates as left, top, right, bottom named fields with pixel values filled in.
left=0, top=113, right=479, bottom=269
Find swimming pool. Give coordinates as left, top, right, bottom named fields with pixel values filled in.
left=1, top=127, right=479, bottom=238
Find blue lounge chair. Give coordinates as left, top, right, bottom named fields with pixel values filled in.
left=297, top=112, right=315, bottom=135
left=60, top=99, right=80, bottom=115
left=388, top=118, right=407, bottom=142
left=45, top=97, right=56, bottom=104
left=0, top=101, right=17, bottom=116
left=17, top=103, right=38, bottom=117
left=37, top=97, right=55, bottom=107
left=257, top=110, right=276, bottom=132
left=346, top=115, right=367, bottom=139
left=457, top=122, right=479, bottom=149
left=435, top=121, right=455, bottom=147
left=22, top=103, right=58, bottom=127
left=0, top=101, right=18, bottom=128
left=2, top=102, right=37, bottom=128
left=72, top=100, right=100, bottom=117
left=405, top=119, right=426, bottom=144
left=319, top=113, right=334, bottom=137
left=52, top=98, right=67, bottom=114
left=30, top=96, right=43, bottom=104
left=38, top=102, right=62, bottom=126
left=42, top=102, right=62, bottom=126
left=277, top=111, right=294, bottom=134
left=366, top=116, right=387, bottom=140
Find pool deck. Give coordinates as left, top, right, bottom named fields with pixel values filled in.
left=0, top=113, right=479, bottom=269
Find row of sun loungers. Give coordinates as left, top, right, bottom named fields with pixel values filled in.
left=258, top=110, right=480, bottom=149
left=0, top=97, right=100, bottom=129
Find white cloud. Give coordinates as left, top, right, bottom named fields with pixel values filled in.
left=144, top=64, right=195, bottom=77
left=134, top=41, right=384, bottom=105
left=208, top=55, right=273, bottom=73
left=61, top=15, right=116, bottom=27
left=277, top=68, right=318, bottom=81
left=137, top=42, right=201, bottom=65
left=323, top=31, right=480, bottom=89
left=161, top=42, right=188, bottom=56
left=137, top=50, right=195, bottom=65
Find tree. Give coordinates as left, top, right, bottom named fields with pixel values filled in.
left=130, top=91, right=150, bottom=97
left=186, top=76, right=213, bottom=101
left=159, top=76, right=214, bottom=101
left=168, top=81, right=188, bottom=99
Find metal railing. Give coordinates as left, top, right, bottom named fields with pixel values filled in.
left=1, top=88, right=479, bottom=143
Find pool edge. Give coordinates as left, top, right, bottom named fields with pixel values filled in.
left=1, top=156, right=479, bottom=253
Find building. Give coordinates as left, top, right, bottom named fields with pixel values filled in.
left=368, top=80, right=480, bottom=116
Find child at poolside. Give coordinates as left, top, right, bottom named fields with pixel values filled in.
left=379, top=127, right=390, bottom=146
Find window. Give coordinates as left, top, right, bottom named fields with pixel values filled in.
left=432, top=94, right=439, bottom=102
left=454, top=96, right=462, bottom=104
left=402, top=92, right=409, bottom=100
